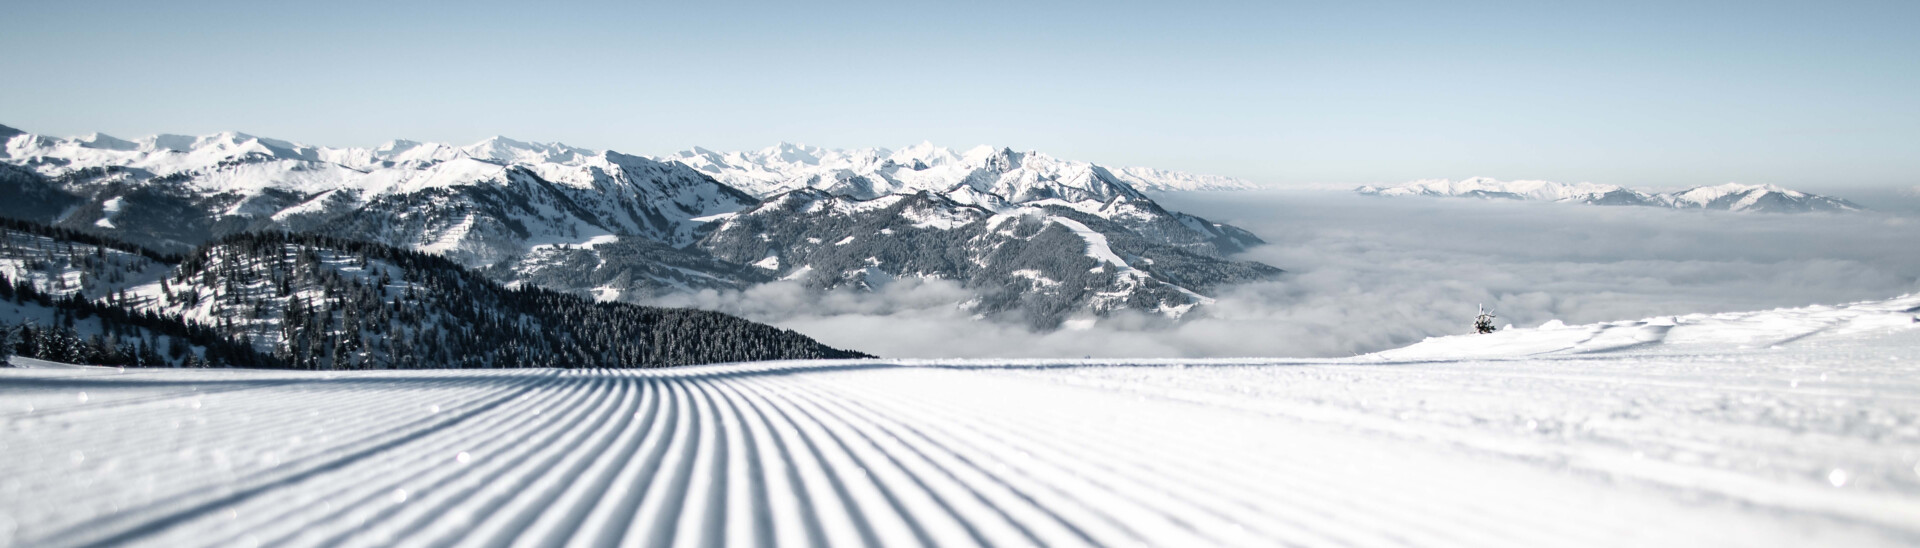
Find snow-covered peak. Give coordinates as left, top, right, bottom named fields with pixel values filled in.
left=1669, top=183, right=1793, bottom=205
left=1358, top=177, right=1859, bottom=213
left=376, top=156, right=513, bottom=194
left=1358, top=177, right=1643, bottom=202
left=1112, top=166, right=1260, bottom=192
left=664, top=142, right=1257, bottom=201
left=1664, top=182, right=1859, bottom=213
left=758, top=141, right=825, bottom=165
left=77, top=132, right=139, bottom=151
left=959, top=145, right=1011, bottom=167
left=374, top=139, right=424, bottom=156
left=460, top=136, right=595, bottom=165
left=141, top=133, right=199, bottom=153
left=888, top=140, right=953, bottom=167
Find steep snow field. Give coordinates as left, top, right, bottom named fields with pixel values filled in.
left=2, top=296, right=1917, bottom=547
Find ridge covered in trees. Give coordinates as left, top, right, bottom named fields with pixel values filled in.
left=0, top=271, right=279, bottom=367
left=0, top=216, right=184, bottom=264
left=2, top=218, right=871, bottom=369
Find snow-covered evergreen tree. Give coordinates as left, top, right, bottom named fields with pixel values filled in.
left=1475, top=305, right=1498, bottom=334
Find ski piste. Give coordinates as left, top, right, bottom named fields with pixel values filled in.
left=5, top=294, right=1918, bottom=547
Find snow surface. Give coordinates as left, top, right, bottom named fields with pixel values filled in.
left=95, top=197, right=125, bottom=229
left=1373, top=294, right=1920, bottom=360
left=3, top=295, right=1917, bottom=546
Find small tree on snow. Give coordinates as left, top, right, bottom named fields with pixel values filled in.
left=0, top=319, right=13, bottom=364
left=1474, top=305, right=1498, bottom=334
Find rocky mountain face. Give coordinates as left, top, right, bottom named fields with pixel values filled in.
left=1356, top=177, right=1862, bottom=213
left=671, top=142, right=1278, bottom=325
left=1, top=126, right=1281, bottom=326
left=699, top=190, right=1279, bottom=325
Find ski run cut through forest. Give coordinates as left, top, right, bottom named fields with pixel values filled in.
left=3, top=294, right=1918, bottom=547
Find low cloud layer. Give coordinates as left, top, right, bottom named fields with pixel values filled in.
left=651, top=190, right=1920, bottom=359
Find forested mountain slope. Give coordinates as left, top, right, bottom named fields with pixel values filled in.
left=0, top=221, right=867, bottom=368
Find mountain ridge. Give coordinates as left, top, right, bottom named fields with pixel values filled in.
left=2, top=124, right=1280, bottom=326
left=666, top=141, right=1262, bottom=197
left=1356, top=177, right=1862, bottom=213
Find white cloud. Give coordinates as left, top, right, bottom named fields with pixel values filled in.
left=652, top=190, right=1920, bottom=359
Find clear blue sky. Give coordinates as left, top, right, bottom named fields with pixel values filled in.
left=3, top=0, right=1915, bottom=189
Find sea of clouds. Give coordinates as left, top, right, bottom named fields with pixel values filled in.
left=651, top=189, right=1920, bottom=359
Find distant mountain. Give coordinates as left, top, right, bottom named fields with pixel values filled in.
left=1, top=125, right=1279, bottom=326
left=1111, top=165, right=1263, bottom=193
left=0, top=220, right=867, bottom=368
left=666, top=142, right=1261, bottom=196
left=1355, top=177, right=1862, bottom=213
left=1659, top=183, right=1863, bottom=212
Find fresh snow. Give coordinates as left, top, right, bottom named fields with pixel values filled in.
left=5, top=296, right=1915, bottom=547
left=1046, top=215, right=1129, bottom=268
left=1373, top=294, right=1920, bottom=361
left=751, top=253, right=781, bottom=270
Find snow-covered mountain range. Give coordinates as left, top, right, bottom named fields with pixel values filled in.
left=666, top=142, right=1262, bottom=197
left=0, top=125, right=1277, bottom=327
left=1355, top=177, right=1862, bottom=213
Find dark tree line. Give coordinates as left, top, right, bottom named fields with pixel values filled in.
left=0, top=218, right=869, bottom=369
left=0, top=271, right=282, bottom=368
left=0, top=216, right=184, bottom=264
left=166, top=231, right=870, bottom=369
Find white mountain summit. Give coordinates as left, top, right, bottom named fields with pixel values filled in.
left=667, top=141, right=1262, bottom=198
left=1356, top=177, right=1861, bottom=213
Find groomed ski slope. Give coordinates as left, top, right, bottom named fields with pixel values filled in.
left=2, top=296, right=1918, bottom=547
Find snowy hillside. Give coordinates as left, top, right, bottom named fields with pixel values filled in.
left=1372, top=294, right=1920, bottom=360
left=0, top=221, right=275, bottom=367
left=1357, top=177, right=1862, bottom=213
left=1, top=125, right=1280, bottom=324
left=4, top=293, right=1916, bottom=546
